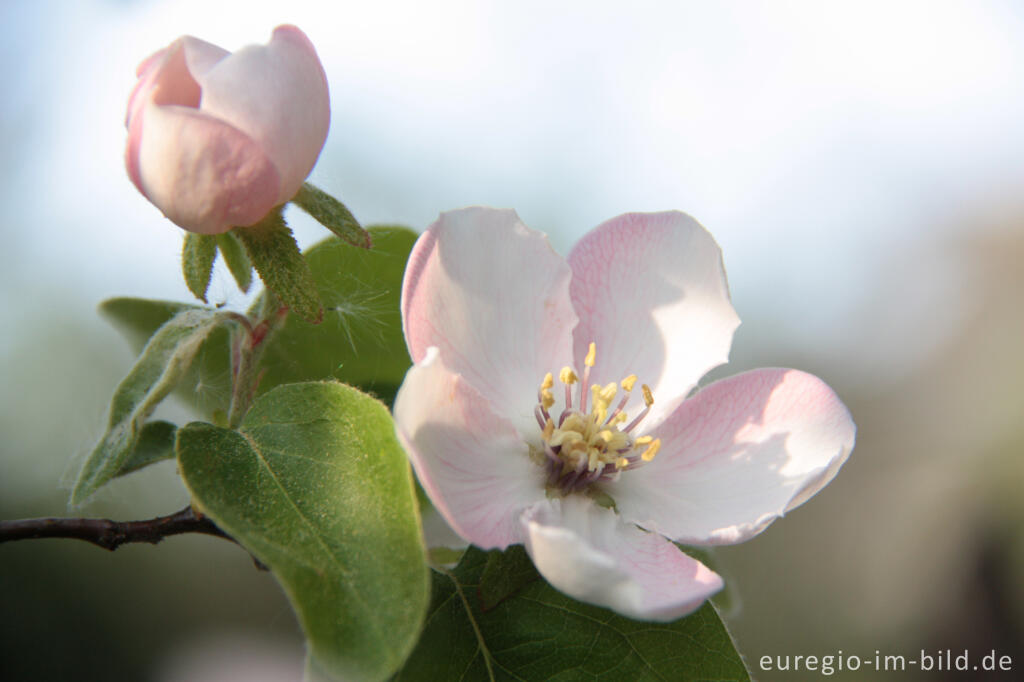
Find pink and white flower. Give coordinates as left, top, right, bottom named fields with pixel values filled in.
left=394, top=208, right=855, bottom=621
left=125, top=26, right=330, bottom=234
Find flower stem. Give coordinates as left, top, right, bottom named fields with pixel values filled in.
left=226, top=303, right=289, bottom=429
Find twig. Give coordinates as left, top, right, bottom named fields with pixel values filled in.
left=0, top=505, right=232, bottom=552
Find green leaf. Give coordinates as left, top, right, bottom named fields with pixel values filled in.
left=293, top=182, right=371, bottom=249
left=234, top=208, right=323, bottom=324
left=100, top=297, right=234, bottom=419
left=176, top=382, right=429, bottom=681
left=72, top=309, right=225, bottom=504
left=253, top=225, right=417, bottom=406
left=216, top=231, right=253, bottom=293
left=100, top=298, right=202, bottom=350
left=478, top=545, right=539, bottom=611
left=182, top=233, right=218, bottom=302
left=100, top=224, right=416, bottom=415
left=394, top=547, right=751, bottom=682
left=116, top=419, right=177, bottom=476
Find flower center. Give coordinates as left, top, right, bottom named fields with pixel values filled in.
left=532, top=342, right=661, bottom=495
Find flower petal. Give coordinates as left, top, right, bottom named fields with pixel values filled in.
left=134, top=102, right=281, bottom=234
left=125, top=37, right=227, bottom=196
left=567, top=212, right=740, bottom=428
left=394, top=347, right=547, bottom=549
left=194, top=25, right=330, bottom=203
left=402, top=208, right=578, bottom=438
left=610, top=368, right=856, bottom=545
left=521, top=496, right=722, bottom=621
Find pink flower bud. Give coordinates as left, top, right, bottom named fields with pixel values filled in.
left=125, top=26, right=330, bottom=234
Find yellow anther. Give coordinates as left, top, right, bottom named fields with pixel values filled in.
left=642, top=384, right=654, bottom=407
left=542, top=418, right=554, bottom=441
left=541, top=389, right=555, bottom=410
left=612, top=412, right=628, bottom=425
left=640, top=438, right=662, bottom=462
left=615, top=457, right=630, bottom=470
left=597, top=382, right=618, bottom=405
left=621, top=374, right=638, bottom=392
left=599, top=429, right=614, bottom=443
left=559, top=367, right=578, bottom=385
left=584, top=342, right=596, bottom=367
left=541, top=372, right=554, bottom=390
left=590, top=384, right=603, bottom=410
left=634, top=435, right=653, bottom=445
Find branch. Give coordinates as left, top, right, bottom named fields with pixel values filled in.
left=0, top=505, right=232, bottom=552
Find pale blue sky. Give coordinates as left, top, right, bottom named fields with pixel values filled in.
left=3, top=0, right=1023, bottom=379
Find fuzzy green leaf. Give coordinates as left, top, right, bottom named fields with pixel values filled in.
left=216, top=231, right=253, bottom=292
left=72, top=309, right=225, bottom=504
left=100, top=298, right=202, bottom=350
left=182, top=233, right=217, bottom=302
left=100, top=298, right=234, bottom=419
left=115, top=419, right=177, bottom=476
left=234, top=209, right=323, bottom=324
left=100, top=225, right=415, bottom=416
left=253, top=225, right=417, bottom=406
left=176, top=382, right=429, bottom=681
left=393, top=547, right=751, bottom=681
left=293, top=183, right=371, bottom=248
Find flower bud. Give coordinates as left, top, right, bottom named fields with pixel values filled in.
left=125, top=26, right=330, bottom=234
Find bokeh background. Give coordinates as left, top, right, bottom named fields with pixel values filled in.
left=2, top=1, right=1023, bottom=680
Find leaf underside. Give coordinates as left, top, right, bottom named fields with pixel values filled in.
left=71, top=309, right=223, bottom=504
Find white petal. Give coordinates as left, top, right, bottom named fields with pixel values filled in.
left=134, top=102, right=280, bottom=234
left=567, top=212, right=740, bottom=428
left=610, top=368, right=856, bottom=545
left=194, top=25, right=329, bottom=203
left=394, top=348, right=547, bottom=549
left=402, top=208, right=578, bottom=438
left=521, top=497, right=722, bottom=622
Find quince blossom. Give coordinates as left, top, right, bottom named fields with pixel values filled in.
left=125, top=26, right=329, bottom=234
left=394, top=208, right=855, bottom=621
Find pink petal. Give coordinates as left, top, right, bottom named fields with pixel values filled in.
left=134, top=102, right=281, bottom=234
left=394, top=347, right=547, bottom=549
left=567, top=212, right=740, bottom=428
left=402, top=208, right=578, bottom=438
left=521, top=497, right=723, bottom=621
left=193, top=25, right=329, bottom=203
left=610, top=368, right=856, bottom=545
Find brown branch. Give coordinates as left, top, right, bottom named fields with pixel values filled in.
left=0, top=505, right=232, bottom=552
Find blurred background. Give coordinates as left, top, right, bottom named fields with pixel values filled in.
left=2, top=1, right=1023, bottom=680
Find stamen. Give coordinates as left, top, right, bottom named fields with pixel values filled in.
left=534, top=406, right=546, bottom=429
left=536, top=345, right=661, bottom=494
left=560, top=366, right=577, bottom=410
left=640, top=438, right=662, bottom=462
left=580, top=342, right=596, bottom=408
left=624, top=384, right=656, bottom=432
left=541, top=388, right=555, bottom=410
